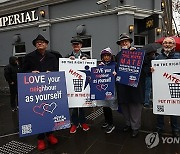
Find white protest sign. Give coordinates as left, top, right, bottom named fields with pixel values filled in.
left=152, top=59, right=180, bottom=115
left=59, top=58, right=97, bottom=108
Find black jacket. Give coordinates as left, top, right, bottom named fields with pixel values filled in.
left=4, top=56, right=19, bottom=84
left=22, top=50, right=58, bottom=72
left=65, top=51, right=90, bottom=59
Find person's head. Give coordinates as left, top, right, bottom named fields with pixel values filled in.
left=116, top=33, right=133, bottom=49
left=162, top=37, right=176, bottom=53
left=9, top=56, right=18, bottom=65
left=71, top=37, right=83, bottom=53
left=32, top=34, right=49, bottom=54
left=100, top=47, right=113, bottom=62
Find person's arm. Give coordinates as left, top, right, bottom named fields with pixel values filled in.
left=4, top=65, right=13, bottom=84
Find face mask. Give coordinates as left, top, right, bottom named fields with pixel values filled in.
left=121, top=46, right=128, bottom=49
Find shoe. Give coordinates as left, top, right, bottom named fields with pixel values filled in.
left=47, top=134, right=58, bottom=145
left=70, top=125, right=78, bottom=133
left=37, top=140, right=46, bottom=151
left=131, top=129, right=139, bottom=138
left=102, top=122, right=108, bottom=128
left=105, top=125, right=115, bottom=134
left=172, top=131, right=180, bottom=137
left=11, top=108, right=16, bottom=112
left=123, top=125, right=131, bottom=132
left=143, top=104, right=150, bottom=108
left=81, top=123, right=90, bottom=131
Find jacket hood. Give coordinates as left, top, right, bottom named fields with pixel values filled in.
left=9, top=56, right=18, bottom=65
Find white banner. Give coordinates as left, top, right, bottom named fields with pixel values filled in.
left=152, top=59, right=180, bottom=115
left=59, top=58, right=97, bottom=108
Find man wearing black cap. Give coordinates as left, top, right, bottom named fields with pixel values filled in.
left=66, top=37, right=90, bottom=134
left=116, top=33, right=145, bottom=138
left=22, top=34, right=59, bottom=150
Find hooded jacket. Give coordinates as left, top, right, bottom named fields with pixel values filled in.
left=4, top=56, right=19, bottom=84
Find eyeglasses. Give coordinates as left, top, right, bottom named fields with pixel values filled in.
left=36, top=41, right=46, bottom=44
left=162, top=42, right=174, bottom=45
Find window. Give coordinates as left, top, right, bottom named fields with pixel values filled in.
left=134, top=35, right=147, bottom=48
left=13, top=42, right=26, bottom=56
left=81, top=38, right=92, bottom=58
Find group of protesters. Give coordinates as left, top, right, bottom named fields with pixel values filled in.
left=4, top=33, right=180, bottom=151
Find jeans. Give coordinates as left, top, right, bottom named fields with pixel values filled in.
left=144, top=76, right=152, bottom=105
left=157, top=115, right=179, bottom=132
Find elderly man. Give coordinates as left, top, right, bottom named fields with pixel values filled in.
left=22, top=34, right=59, bottom=150
left=152, top=37, right=180, bottom=137
left=116, top=33, right=145, bottom=138
left=66, top=37, right=90, bottom=134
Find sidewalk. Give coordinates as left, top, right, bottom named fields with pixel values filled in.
left=0, top=94, right=180, bottom=154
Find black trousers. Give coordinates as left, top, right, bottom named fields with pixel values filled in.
left=103, top=107, right=113, bottom=125
left=37, top=132, right=52, bottom=140
left=71, top=108, right=86, bottom=126
left=9, top=83, right=18, bottom=109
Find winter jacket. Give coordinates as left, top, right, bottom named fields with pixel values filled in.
left=155, top=49, right=180, bottom=60
left=22, top=50, right=58, bottom=72
left=65, top=51, right=90, bottom=59
left=4, top=56, right=19, bottom=84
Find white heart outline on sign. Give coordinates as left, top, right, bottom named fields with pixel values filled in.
left=101, top=84, right=108, bottom=90
left=43, top=102, right=57, bottom=114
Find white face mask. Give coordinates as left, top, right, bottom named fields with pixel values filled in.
left=121, top=46, right=128, bottom=49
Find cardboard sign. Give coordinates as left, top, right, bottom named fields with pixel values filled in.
left=90, top=65, right=115, bottom=100
left=152, top=59, right=180, bottom=115
left=116, top=49, right=145, bottom=87
left=18, top=72, right=70, bottom=137
left=59, top=58, right=97, bottom=108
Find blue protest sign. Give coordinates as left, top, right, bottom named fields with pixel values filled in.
left=116, top=49, right=145, bottom=87
left=18, top=72, right=70, bottom=137
left=90, top=65, right=115, bottom=100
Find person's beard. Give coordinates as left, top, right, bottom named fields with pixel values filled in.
left=163, top=47, right=173, bottom=53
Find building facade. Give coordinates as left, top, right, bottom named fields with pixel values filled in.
left=0, top=0, right=163, bottom=92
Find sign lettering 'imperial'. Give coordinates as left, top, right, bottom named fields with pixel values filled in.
left=0, top=10, right=39, bottom=27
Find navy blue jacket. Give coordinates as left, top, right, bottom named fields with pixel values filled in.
left=156, top=50, right=180, bottom=60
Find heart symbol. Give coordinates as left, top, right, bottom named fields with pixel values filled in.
left=43, top=102, right=57, bottom=114
left=96, top=85, right=102, bottom=91
left=101, top=84, right=108, bottom=90
left=33, top=103, right=48, bottom=116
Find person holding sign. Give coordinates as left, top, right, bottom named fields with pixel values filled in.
left=152, top=37, right=180, bottom=137
left=116, top=33, right=145, bottom=138
left=22, top=34, right=59, bottom=150
left=98, top=47, right=117, bottom=133
left=66, top=37, right=90, bottom=134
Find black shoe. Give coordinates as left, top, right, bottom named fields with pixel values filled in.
left=102, top=122, right=108, bottom=128
left=123, top=125, right=131, bottom=132
left=172, top=131, right=180, bottom=137
left=131, top=129, right=139, bottom=138
left=11, top=108, right=17, bottom=112
left=143, top=104, right=150, bottom=108
left=105, top=125, right=115, bottom=134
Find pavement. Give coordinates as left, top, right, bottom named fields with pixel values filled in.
left=0, top=94, right=180, bottom=154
